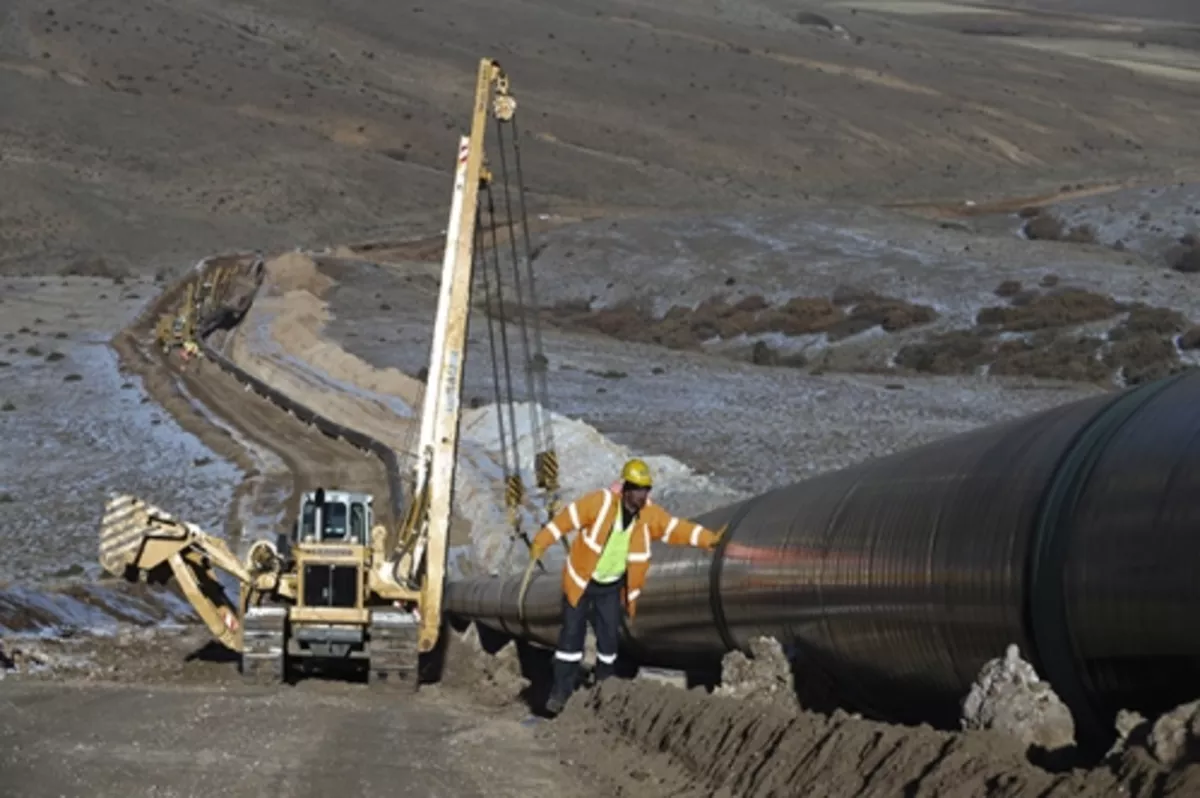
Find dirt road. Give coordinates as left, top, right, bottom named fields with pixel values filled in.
left=0, top=679, right=591, bottom=798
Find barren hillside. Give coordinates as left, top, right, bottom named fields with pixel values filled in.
left=5, top=0, right=1200, bottom=277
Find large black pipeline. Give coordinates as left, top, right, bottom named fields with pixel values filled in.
left=445, top=369, right=1200, bottom=748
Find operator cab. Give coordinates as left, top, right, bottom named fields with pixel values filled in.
left=297, top=488, right=374, bottom=545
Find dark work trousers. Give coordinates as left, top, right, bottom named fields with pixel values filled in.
left=549, top=577, right=625, bottom=704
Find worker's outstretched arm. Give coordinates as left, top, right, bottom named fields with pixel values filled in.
left=530, top=489, right=603, bottom=557
left=644, top=505, right=725, bottom=551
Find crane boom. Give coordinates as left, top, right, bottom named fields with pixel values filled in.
left=405, top=58, right=516, bottom=654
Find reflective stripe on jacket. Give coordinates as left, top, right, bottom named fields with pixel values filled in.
left=531, top=486, right=720, bottom=618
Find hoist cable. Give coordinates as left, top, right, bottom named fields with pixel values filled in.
left=495, top=119, right=545, bottom=463
left=485, top=182, right=525, bottom=520
left=507, top=117, right=561, bottom=512
left=509, top=117, right=555, bottom=443
left=475, top=205, right=512, bottom=494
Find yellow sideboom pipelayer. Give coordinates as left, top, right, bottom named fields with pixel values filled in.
left=98, top=58, right=532, bottom=688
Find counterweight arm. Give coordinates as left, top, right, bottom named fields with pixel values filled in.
left=99, top=493, right=284, bottom=652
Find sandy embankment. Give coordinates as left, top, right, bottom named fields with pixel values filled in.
left=218, top=253, right=744, bottom=577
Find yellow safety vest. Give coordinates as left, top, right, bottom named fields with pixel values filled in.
left=591, top=509, right=632, bottom=583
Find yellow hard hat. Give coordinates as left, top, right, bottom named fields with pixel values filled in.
left=621, top=458, right=653, bottom=488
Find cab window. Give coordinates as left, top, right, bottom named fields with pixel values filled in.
left=300, top=501, right=315, bottom=539
left=322, top=502, right=348, bottom=540
left=350, top=502, right=366, bottom=544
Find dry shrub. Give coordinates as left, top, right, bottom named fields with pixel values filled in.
left=1064, top=225, right=1096, bottom=244
left=1104, top=334, right=1185, bottom=386
left=994, top=280, right=1022, bottom=298
left=827, top=296, right=936, bottom=340
left=976, top=289, right=1121, bottom=332
left=899, top=295, right=1195, bottom=386
left=990, top=337, right=1109, bottom=383
left=59, top=255, right=130, bottom=280
left=1171, top=246, right=1200, bottom=274
left=544, top=291, right=938, bottom=360
left=776, top=297, right=843, bottom=335
left=894, top=330, right=992, bottom=376
left=1111, top=305, right=1188, bottom=340
left=1023, top=215, right=1064, bottom=241
left=751, top=341, right=807, bottom=368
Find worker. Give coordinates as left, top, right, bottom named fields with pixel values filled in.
left=529, top=458, right=726, bottom=715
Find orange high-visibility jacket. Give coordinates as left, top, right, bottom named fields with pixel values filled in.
left=531, top=486, right=721, bottom=618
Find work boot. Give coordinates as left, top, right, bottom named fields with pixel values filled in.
left=544, top=693, right=565, bottom=716
left=550, top=658, right=578, bottom=706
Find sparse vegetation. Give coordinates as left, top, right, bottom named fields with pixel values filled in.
left=994, top=280, right=1022, bottom=298
left=542, top=291, right=938, bottom=366
left=1171, top=244, right=1200, bottom=274
left=975, top=289, right=1121, bottom=332
left=896, top=286, right=1194, bottom=386
left=59, top=256, right=130, bottom=281
left=1021, top=210, right=1098, bottom=245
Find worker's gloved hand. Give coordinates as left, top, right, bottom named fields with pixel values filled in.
left=529, top=539, right=547, bottom=561
left=709, top=523, right=729, bottom=549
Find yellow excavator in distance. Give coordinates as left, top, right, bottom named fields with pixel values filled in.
left=100, top=487, right=421, bottom=685
left=98, top=57, right=550, bottom=689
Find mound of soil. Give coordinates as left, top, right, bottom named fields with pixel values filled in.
left=541, top=290, right=938, bottom=362
left=439, top=624, right=529, bottom=708
left=554, top=679, right=1200, bottom=798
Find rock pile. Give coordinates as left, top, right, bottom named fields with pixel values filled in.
left=961, top=643, right=1076, bottom=753
left=714, top=636, right=799, bottom=710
